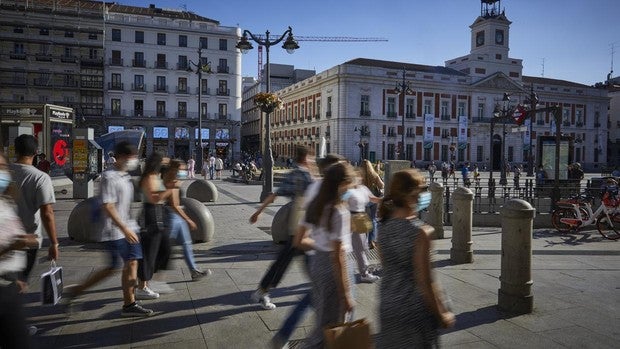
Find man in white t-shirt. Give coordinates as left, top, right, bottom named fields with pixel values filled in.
left=208, top=154, right=216, bottom=180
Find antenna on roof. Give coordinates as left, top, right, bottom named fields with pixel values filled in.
left=541, top=58, right=545, bottom=77
left=609, top=43, right=616, bottom=82
left=180, top=3, right=187, bottom=11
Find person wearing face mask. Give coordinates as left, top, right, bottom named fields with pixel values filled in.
left=0, top=152, right=39, bottom=348
left=65, top=141, right=154, bottom=317
left=161, top=160, right=210, bottom=281
left=10, top=134, right=59, bottom=293
left=377, top=169, right=454, bottom=348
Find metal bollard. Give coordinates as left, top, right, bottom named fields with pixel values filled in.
left=450, top=187, right=474, bottom=264
left=498, top=199, right=535, bottom=314
left=427, top=182, right=445, bottom=239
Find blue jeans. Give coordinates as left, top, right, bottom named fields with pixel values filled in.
left=209, top=166, right=215, bottom=180
left=167, top=210, right=198, bottom=271
left=367, top=202, right=378, bottom=244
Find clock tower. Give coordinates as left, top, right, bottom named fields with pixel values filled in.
left=445, top=0, right=523, bottom=82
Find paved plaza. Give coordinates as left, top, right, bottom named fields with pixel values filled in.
left=21, top=179, right=620, bottom=348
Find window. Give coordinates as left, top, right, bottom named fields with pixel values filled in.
left=406, top=98, right=415, bottom=118
left=576, top=109, right=583, bottom=125
left=156, top=53, right=166, bottom=69
left=218, top=80, right=228, bottom=95
left=156, top=101, right=166, bottom=117
left=594, top=111, right=600, bottom=126
left=387, top=144, right=396, bottom=160
left=134, top=52, right=144, bottom=67
left=424, top=147, right=431, bottom=161
left=89, top=48, right=98, bottom=59
left=178, top=55, right=188, bottom=70
left=201, top=79, right=208, bottom=94
left=199, top=37, right=208, bottom=49
left=111, top=29, right=121, bottom=41
left=157, top=33, right=166, bottom=45
left=218, top=58, right=228, bottom=73
left=156, top=76, right=166, bottom=91
left=40, top=28, right=49, bottom=35
left=14, top=27, right=23, bottom=33
left=219, top=39, right=227, bottom=50
left=458, top=101, right=466, bottom=116
left=133, top=75, right=144, bottom=91
left=294, top=106, right=298, bottom=120
left=64, top=31, right=73, bottom=37
left=477, top=103, right=484, bottom=119
left=201, top=103, right=207, bottom=117
left=178, top=77, right=187, bottom=93
left=111, top=99, right=121, bottom=116
left=440, top=100, right=449, bottom=118
left=200, top=56, right=210, bottom=67
left=39, top=43, right=50, bottom=55
left=360, top=95, right=370, bottom=116
left=135, top=31, right=144, bottom=43
left=508, top=146, right=514, bottom=162
left=111, top=50, right=122, bottom=65
left=88, top=33, right=97, bottom=40
left=387, top=97, right=396, bottom=117
left=301, top=104, right=306, bottom=118
left=476, top=145, right=483, bottom=162
left=327, top=96, right=332, bottom=114
left=111, top=73, right=121, bottom=89
left=178, top=102, right=187, bottom=118
left=179, top=35, right=187, bottom=47
left=218, top=103, right=228, bottom=119
left=423, top=100, right=432, bottom=115
left=316, top=100, right=321, bottom=117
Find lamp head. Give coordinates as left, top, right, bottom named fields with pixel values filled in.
left=502, top=92, right=511, bottom=102
left=236, top=34, right=253, bottom=54
left=282, top=32, right=299, bottom=54
left=394, top=84, right=402, bottom=94
left=493, top=104, right=501, bottom=117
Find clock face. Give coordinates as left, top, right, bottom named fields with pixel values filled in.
left=476, top=31, right=485, bottom=46
left=495, top=30, right=504, bottom=44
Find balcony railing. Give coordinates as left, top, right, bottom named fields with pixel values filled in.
left=154, top=61, right=168, bottom=69
left=156, top=111, right=168, bottom=118
left=81, top=81, right=103, bottom=89
left=198, top=87, right=210, bottom=95
left=80, top=57, right=103, bottom=66
left=177, top=86, right=189, bottom=94
left=360, top=110, right=371, bottom=117
left=217, top=65, right=229, bottom=73
left=61, top=55, right=77, bottom=63
left=35, top=53, right=53, bottom=61
left=218, top=113, right=231, bottom=120
left=153, top=85, right=168, bottom=93
left=405, top=112, right=415, bottom=118
left=440, top=115, right=451, bottom=121
left=10, top=52, right=26, bottom=60
left=387, top=131, right=396, bottom=137
left=109, top=58, right=123, bottom=66
left=176, top=111, right=188, bottom=118
left=133, top=110, right=144, bottom=117
left=386, top=111, right=397, bottom=118
left=177, top=62, right=188, bottom=70
left=563, top=122, right=571, bottom=127
left=132, top=59, right=146, bottom=68
left=132, top=83, right=145, bottom=92
left=216, top=88, right=230, bottom=96
left=108, top=82, right=124, bottom=91
left=406, top=133, right=415, bottom=138
left=576, top=122, right=583, bottom=127
left=315, top=113, right=321, bottom=119
left=326, top=111, right=332, bottom=117
left=594, top=122, right=601, bottom=127
left=33, top=78, right=50, bottom=86
left=536, top=120, right=545, bottom=125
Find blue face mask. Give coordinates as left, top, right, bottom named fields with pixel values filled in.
left=416, top=192, right=431, bottom=212
left=177, top=170, right=188, bottom=180
left=0, top=170, right=11, bottom=193
left=341, top=189, right=352, bottom=201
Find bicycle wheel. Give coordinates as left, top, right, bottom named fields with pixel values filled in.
left=552, top=208, right=578, bottom=233
left=596, top=213, right=620, bottom=240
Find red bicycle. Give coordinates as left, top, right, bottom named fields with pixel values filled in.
left=552, top=188, right=620, bottom=240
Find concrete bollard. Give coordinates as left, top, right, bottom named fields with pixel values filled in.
left=427, top=181, right=445, bottom=239
left=180, top=179, right=218, bottom=202
left=180, top=197, right=215, bottom=242
left=67, top=197, right=106, bottom=242
left=384, top=160, right=411, bottom=192
left=271, top=201, right=294, bottom=244
left=450, top=186, right=474, bottom=264
left=498, top=199, right=535, bottom=314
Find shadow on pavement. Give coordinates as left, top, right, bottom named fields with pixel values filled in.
left=533, top=229, right=605, bottom=246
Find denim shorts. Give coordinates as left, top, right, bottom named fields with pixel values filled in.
left=106, top=238, right=143, bottom=269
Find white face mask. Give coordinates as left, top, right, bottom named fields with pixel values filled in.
left=126, top=158, right=139, bottom=171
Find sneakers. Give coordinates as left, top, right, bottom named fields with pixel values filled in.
left=191, top=269, right=212, bottom=281
left=250, top=289, right=276, bottom=310
left=121, top=302, right=154, bottom=317
left=360, top=273, right=380, bottom=283
left=135, top=286, right=160, bottom=300
left=148, top=281, right=174, bottom=294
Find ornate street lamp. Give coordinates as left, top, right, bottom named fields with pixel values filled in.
left=493, top=92, right=512, bottom=186
left=187, top=50, right=212, bottom=170
left=236, top=27, right=299, bottom=201
left=394, top=68, right=414, bottom=160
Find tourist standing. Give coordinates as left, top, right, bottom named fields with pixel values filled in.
left=208, top=154, right=216, bottom=180
left=427, top=162, right=437, bottom=182
left=215, top=156, right=224, bottom=180
left=187, top=156, right=195, bottom=179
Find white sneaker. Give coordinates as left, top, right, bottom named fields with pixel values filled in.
left=149, top=281, right=174, bottom=294
left=135, top=286, right=160, bottom=300
left=360, top=273, right=380, bottom=283
left=250, top=289, right=276, bottom=310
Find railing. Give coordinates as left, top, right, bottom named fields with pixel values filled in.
left=109, top=58, right=123, bottom=66
left=537, top=120, right=545, bottom=125
left=61, top=55, right=78, bottom=63
left=594, top=122, right=601, bottom=127
left=360, top=110, right=371, bottom=117
left=440, top=115, right=451, bottom=121
left=153, top=85, right=168, bottom=93
left=177, top=62, right=189, bottom=70
left=177, top=86, right=189, bottom=94
left=405, top=112, right=415, bottom=118
left=108, top=82, right=124, bottom=90
left=132, top=83, right=145, bottom=92
left=35, top=53, right=52, bottom=61
left=9, top=52, right=26, bottom=60
left=81, top=81, right=103, bottom=89
left=386, top=111, right=397, bottom=118
left=154, top=61, right=168, bottom=69
left=326, top=111, right=332, bottom=117
left=132, top=59, right=146, bottom=68
left=217, top=65, right=229, bottom=73
left=216, top=88, right=230, bottom=96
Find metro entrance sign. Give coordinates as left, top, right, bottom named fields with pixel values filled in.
left=513, top=105, right=527, bottom=125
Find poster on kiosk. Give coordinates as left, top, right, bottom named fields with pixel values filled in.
left=0, top=104, right=74, bottom=177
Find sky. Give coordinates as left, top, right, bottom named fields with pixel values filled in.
left=123, top=0, right=619, bottom=86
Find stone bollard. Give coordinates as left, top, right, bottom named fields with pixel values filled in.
left=180, top=179, right=218, bottom=202
left=67, top=197, right=105, bottom=242
left=427, top=181, right=445, bottom=239
left=450, top=186, right=474, bottom=263
left=271, top=201, right=294, bottom=244
left=498, top=199, right=535, bottom=314
left=384, top=160, right=411, bottom=192
left=180, top=197, right=215, bottom=242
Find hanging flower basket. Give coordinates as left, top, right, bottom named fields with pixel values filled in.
left=254, top=92, right=283, bottom=113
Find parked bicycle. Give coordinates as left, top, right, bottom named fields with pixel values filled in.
left=551, top=178, right=620, bottom=240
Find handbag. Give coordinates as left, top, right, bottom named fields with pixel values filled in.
left=41, top=260, right=63, bottom=306
left=324, top=318, right=372, bottom=349
left=351, top=212, right=373, bottom=234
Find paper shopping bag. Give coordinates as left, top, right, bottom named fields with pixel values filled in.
left=324, top=318, right=373, bottom=349
left=41, top=261, right=63, bottom=305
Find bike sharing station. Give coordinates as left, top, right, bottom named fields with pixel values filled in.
left=0, top=104, right=73, bottom=177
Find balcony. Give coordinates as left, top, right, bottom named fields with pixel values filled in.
left=81, top=81, right=103, bottom=89
left=576, top=121, right=583, bottom=127
left=133, top=110, right=144, bottom=117
left=440, top=115, right=451, bottom=121
left=35, top=53, right=53, bottom=62
left=216, top=88, right=230, bottom=96
left=563, top=122, right=571, bottom=127
left=386, top=131, right=396, bottom=137
left=405, top=112, right=415, bottom=118
left=154, top=84, right=168, bottom=93
left=217, top=65, right=229, bottom=73
left=108, top=82, right=124, bottom=91
left=360, top=110, right=371, bottom=117
left=109, top=58, right=123, bottom=66
left=33, top=78, right=50, bottom=86
left=594, top=122, right=601, bottom=127
left=536, top=120, right=545, bottom=125
left=4, top=77, right=26, bottom=85
left=218, top=113, right=231, bottom=120
left=326, top=111, right=332, bottom=118
left=62, top=80, right=78, bottom=88
left=315, top=113, right=321, bottom=119
left=10, top=51, right=27, bottom=60
left=177, top=86, right=189, bottom=94
left=132, top=59, right=146, bottom=68
left=61, top=55, right=77, bottom=63
left=176, top=111, right=188, bottom=118
left=406, top=133, right=415, bottom=138
left=80, top=57, right=103, bottom=67
left=177, top=62, right=189, bottom=70
left=132, top=83, right=145, bottom=92
left=198, top=87, right=210, bottom=95
left=154, top=61, right=168, bottom=69
left=386, top=111, right=397, bottom=118
left=156, top=111, right=168, bottom=118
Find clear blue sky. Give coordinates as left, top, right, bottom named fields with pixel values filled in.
left=123, top=0, right=619, bottom=86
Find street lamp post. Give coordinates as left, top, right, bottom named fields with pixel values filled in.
left=394, top=68, right=413, bottom=160
left=188, top=50, right=212, bottom=170
left=354, top=125, right=369, bottom=164
left=236, top=27, right=299, bottom=202
left=494, top=93, right=512, bottom=186
left=524, top=86, right=539, bottom=177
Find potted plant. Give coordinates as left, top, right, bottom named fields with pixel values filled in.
left=254, top=92, right=283, bottom=113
